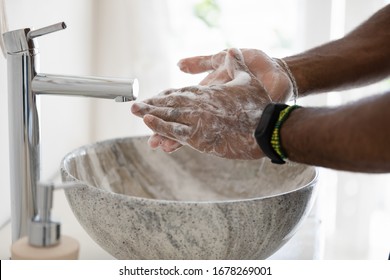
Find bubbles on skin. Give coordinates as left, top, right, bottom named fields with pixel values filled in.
left=135, top=48, right=271, bottom=160
left=226, top=71, right=252, bottom=87
left=164, top=87, right=265, bottom=159
left=146, top=48, right=292, bottom=153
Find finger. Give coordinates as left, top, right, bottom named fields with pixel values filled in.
left=148, top=133, right=162, bottom=149
left=160, top=138, right=183, bottom=153
left=142, top=104, right=198, bottom=125
left=156, top=88, right=177, bottom=96
left=225, top=48, right=251, bottom=79
left=131, top=102, right=164, bottom=118
left=149, top=133, right=183, bottom=152
left=223, top=48, right=255, bottom=87
left=144, top=86, right=211, bottom=107
left=136, top=88, right=179, bottom=108
left=210, top=51, right=227, bottom=69
left=131, top=89, right=177, bottom=115
left=199, top=68, right=231, bottom=86
left=131, top=102, right=148, bottom=117
left=177, top=51, right=226, bottom=74
left=139, top=95, right=185, bottom=108
left=131, top=102, right=175, bottom=117
left=178, top=55, right=214, bottom=74
left=143, top=114, right=190, bottom=144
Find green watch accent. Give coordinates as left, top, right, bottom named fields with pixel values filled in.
left=270, top=105, right=301, bottom=160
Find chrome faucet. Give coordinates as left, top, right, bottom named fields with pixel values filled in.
left=3, top=22, right=138, bottom=242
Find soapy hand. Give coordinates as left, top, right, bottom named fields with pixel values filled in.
left=178, top=48, right=292, bottom=102
left=149, top=48, right=293, bottom=153
left=131, top=48, right=271, bottom=160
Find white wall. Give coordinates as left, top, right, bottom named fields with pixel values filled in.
left=323, top=0, right=390, bottom=260
left=89, top=0, right=172, bottom=141
left=0, top=29, right=9, bottom=227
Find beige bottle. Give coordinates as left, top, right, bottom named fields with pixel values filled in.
left=11, top=235, right=79, bottom=260
left=10, top=183, right=79, bottom=260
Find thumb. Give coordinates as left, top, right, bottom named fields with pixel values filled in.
left=225, top=48, right=252, bottom=84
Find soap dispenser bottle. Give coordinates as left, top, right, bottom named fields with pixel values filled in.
left=11, top=183, right=80, bottom=260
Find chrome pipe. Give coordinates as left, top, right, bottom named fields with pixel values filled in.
left=4, top=28, right=40, bottom=242
left=33, top=74, right=138, bottom=101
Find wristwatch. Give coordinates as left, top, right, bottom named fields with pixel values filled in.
left=254, top=103, right=288, bottom=164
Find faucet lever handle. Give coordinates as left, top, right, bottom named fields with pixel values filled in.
left=27, top=21, right=66, bottom=41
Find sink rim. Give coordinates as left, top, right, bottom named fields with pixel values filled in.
left=61, top=136, right=319, bottom=205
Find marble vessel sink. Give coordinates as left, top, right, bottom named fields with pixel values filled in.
left=61, top=136, right=318, bottom=259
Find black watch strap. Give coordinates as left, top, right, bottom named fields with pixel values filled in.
left=254, top=103, right=288, bottom=164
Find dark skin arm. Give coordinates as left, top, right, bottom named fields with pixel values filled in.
left=282, top=92, right=390, bottom=172
left=285, top=4, right=390, bottom=95
left=278, top=5, right=390, bottom=172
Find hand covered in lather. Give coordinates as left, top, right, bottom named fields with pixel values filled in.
left=131, top=48, right=271, bottom=160
left=148, top=48, right=293, bottom=153
left=179, top=48, right=292, bottom=102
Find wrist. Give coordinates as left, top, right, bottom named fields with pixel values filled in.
left=274, top=58, right=299, bottom=103
left=282, top=55, right=310, bottom=96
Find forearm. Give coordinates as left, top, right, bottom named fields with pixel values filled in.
left=284, top=5, right=390, bottom=96
left=281, top=92, right=390, bottom=172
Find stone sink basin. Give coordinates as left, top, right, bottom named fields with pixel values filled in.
left=61, top=136, right=318, bottom=259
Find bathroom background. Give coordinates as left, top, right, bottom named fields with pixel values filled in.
left=0, top=0, right=389, bottom=259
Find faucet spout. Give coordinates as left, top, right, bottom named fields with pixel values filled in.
left=32, top=74, right=138, bottom=102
